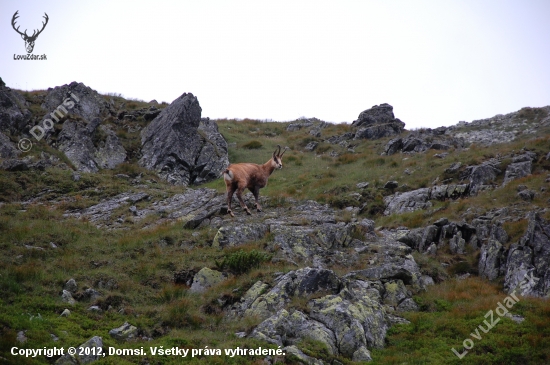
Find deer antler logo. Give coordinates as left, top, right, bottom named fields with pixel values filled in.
left=12, top=11, right=49, bottom=54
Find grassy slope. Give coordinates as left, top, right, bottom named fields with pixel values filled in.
left=1, top=93, right=550, bottom=364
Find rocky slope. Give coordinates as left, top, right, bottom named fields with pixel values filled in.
left=1, top=78, right=550, bottom=364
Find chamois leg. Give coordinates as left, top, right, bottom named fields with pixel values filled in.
left=236, top=187, right=251, bottom=215
left=251, top=186, right=262, bottom=212
left=226, top=186, right=235, bottom=217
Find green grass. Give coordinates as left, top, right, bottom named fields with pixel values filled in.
left=371, top=277, right=550, bottom=364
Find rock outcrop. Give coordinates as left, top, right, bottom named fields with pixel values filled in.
left=0, top=131, right=20, bottom=158
left=57, top=118, right=126, bottom=172
left=449, top=106, right=550, bottom=146
left=384, top=127, right=466, bottom=155
left=0, top=81, right=31, bottom=134
left=139, top=93, right=229, bottom=185
left=64, top=187, right=226, bottom=229
left=503, top=212, right=550, bottom=297
left=352, top=103, right=405, bottom=140
left=42, top=82, right=113, bottom=123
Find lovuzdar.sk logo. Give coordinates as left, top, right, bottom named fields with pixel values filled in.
left=12, top=10, right=49, bottom=60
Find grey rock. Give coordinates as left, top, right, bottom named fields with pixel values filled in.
left=61, top=290, right=76, bottom=305
left=308, top=279, right=387, bottom=355
left=425, top=243, right=437, bottom=255
left=55, top=336, right=103, bottom=365
left=433, top=218, right=449, bottom=227
left=449, top=232, right=466, bottom=254
left=353, top=103, right=395, bottom=127
left=56, top=118, right=98, bottom=172
left=194, top=118, right=231, bottom=184
left=504, top=212, right=550, bottom=297
left=240, top=268, right=341, bottom=320
left=190, top=267, right=226, bottom=293
left=0, top=131, right=21, bottom=158
left=504, top=160, right=533, bottom=185
left=451, top=107, right=550, bottom=146
left=42, top=82, right=112, bottom=123
left=0, top=158, right=29, bottom=171
left=283, top=345, right=325, bottom=365
left=64, top=278, right=77, bottom=293
left=304, top=141, right=318, bottom=151
left=87, top=306, right=102, bottom=312
left=445, top=161, right=462, bottom=174
left=383, top=280, right=408, bottom=307
left=346, top=254, right=422, bottom=289
left=384, top=130, right=465, bottom=155
left=0, top=85, right=31, bottom=134
left=65, top=188, right=224, bottom=230
left=505, top=313, right=525, bottom=324
left=60, top=309, right=71, bottom=317
left=383, top=181, right=398, bottom=190
left=517, top=184, right=528, bottom=192
left=479, top=239, right=505, bottom=280
left=419, top=275, right=435, bottom=287
left=396, top=298, right=419, bottom=312
left=109, top=322, right=138, bottom=340
left=93, top=125, right=126, bottom=169
left=356, top=182, right=370, bottom=189
left=352, top=103, right=405, bottom=140
left=326, top=132, right=354, bottom=144
left=461, top=160, right=501, bottom=195
left=251, top=309, right=337, bottom=355
left=420, top=225, right=439, bottom=252
left=17, top=330, right=27, bottom=343
left=139, top=94, right=229, bottom=186
left=383, top=188, right=432, bottom=215
left=518, top=189, right=536, bottom=201
left=212, top=223, right=269, bottom=247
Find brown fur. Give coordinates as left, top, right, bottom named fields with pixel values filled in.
left=223, top=145, right=287, bottom=217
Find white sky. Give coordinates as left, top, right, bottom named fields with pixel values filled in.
left=1, top=0, right=549, bottom=129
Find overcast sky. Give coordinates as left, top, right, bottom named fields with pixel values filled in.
left=1, top=1, right=549, bottom=129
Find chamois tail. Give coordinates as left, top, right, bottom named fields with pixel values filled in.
left=223, top=169, right=234, bottom=181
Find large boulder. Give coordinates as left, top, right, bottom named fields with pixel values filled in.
left=352, top=103, right=405, bottom=140
left=190, top=267, right=227, bottom=293
left=139, top=93, right=229, bottom=185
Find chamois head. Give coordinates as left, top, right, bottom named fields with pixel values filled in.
left=272, top=145, right=288, bottom=170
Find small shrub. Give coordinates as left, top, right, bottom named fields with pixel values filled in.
left=242, top=140, right=263, bottom=149
left=215, top=249, right=271, bottom=275
left=448, top=261, right=474, bottom=276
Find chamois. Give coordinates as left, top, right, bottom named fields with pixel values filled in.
left=223, top=145, right=288, bottom=217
